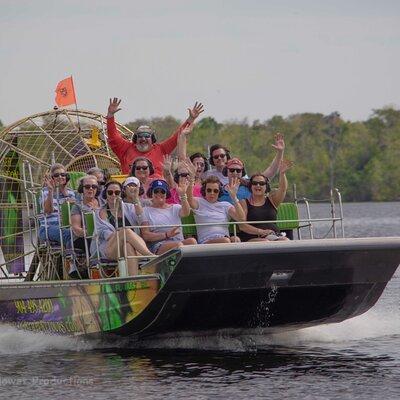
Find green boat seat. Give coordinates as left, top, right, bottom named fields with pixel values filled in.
left=277, top=202, right=299, bottom=231
left=68, top=171, right=86, bottom=190
left=181, top=211, right=197, bottom=238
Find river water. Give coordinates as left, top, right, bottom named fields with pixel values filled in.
left=0, top=202, right=399, bottom=399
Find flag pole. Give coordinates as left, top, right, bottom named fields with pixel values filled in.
left=70, top=76, right=81, bottom=132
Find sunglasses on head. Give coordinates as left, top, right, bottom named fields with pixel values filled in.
left=83, top=184, right=98, bottom=190
left=213, top=153, right=226, bottom=160
left=52, top=172, right=67, bottom=178
left=228, top=168, right=242, bottom=173
left=178, top=172, right=190, bottom=178
left=137, top=133, right=152, bottom=139
left=153, top=188, right=166, bottom=194
left=135, top=166, right=149, bottom=171
left=251, top=181, right=267, bottom=186
left=206, top=188, right=220, bottom=194
left=107, top=190, right=121, bottom=196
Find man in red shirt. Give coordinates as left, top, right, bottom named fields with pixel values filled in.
left=106, top=98, right=204, bottom=176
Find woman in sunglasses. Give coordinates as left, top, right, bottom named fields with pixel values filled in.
left=130, top=157, right=155, bottom=201
left=239, top=160, right=293, bottom=242
left=187, top=175, right=245, bottom=244
left=38, top=163, right=75, bottom=246
left=219, top=157, right=251, bottom=204
left=140, top=179, right=197, bottom=254
left=94, top=181, right=153, bottom=275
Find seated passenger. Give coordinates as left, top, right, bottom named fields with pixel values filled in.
left=38, top=163, right=75, bottom=246
left=106, top=98, right=204, bottom=175
left=92, top=181, right=153, bottom=276
left=122, top=176, right=144, bottom=207
left=87, top=167, right=107, bottom=206
left=187, top=176, right=245, bottom=244
left=130, top=157, right=155, bottom=202
left=218, top=157, right=251, bottom=204
left=239, top=160, right=293, bottom=242
left=163, top=158, right=200, bottom=204
left=140, top=179, right=197, bottom=255
left=70, top=175, right=100, bottom=252
left=205, top=133, right=286, bottom=185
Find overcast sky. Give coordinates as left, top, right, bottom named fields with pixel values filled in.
left=1, top=0, right=399, bottom=125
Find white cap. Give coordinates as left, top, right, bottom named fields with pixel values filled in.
left=123, top=176, right=141, bottom=187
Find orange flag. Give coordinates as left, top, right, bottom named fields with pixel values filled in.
left=55, top=76, right=77, bottom=107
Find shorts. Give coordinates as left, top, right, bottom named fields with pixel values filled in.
left=199, top=234, right=229, bottom=244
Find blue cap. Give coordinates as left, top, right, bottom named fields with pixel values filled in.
left=148, top=179, right=171, bottom=198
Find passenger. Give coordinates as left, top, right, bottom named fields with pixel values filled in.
left=38, top=163, right=75, bottom=246
left=140, top=179, right=197, bottom=255
left=106, top=98, right=204, bottom=175
left=205, top=133, right=286, bottom=185
left=163, top=158, right=198, bottom=204
left=130, top=157, right=155, bottom=200
left=238, top=160, right=293, bottom=242
left=87, top=167, right=107, bottom=205
left=189, top=152, right=209, bottom=181
left=92, top=181, right=153, bottom=276
left=187, top=175, right=245, bottom=244
left=71, top=175, right=100, bottom=251
left=218, top=157, right=251, bottom=204
left=122, top=176, right=144, bottom=206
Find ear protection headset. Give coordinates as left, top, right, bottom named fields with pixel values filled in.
left=130, top=158, right=155, bottom=177
left=201, top=179, right=223, bottom=198
left=209, top=145, right=231, bottom=166
left=190, top=152, right=209, bottom=172
left=77, top=178, right=101, bottom=197
left=131, top=127, right=157, bottom=144
left=102, top=181, right=123, bottom=200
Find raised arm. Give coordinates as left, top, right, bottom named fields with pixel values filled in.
left=42, top=175, right=55, bottom=214
left=270, top=159, right=293, bottom=207
left=176, top=178, right=191, bottom=218
left=177, top=123, right=193, bottom=161
left=184, top=160, right=199, bottom=210
left=226, top=177, right=246, bottom=221
left=162, top=154, right=175, bottom=187
left=160, top=102, right=204, bottom=154
left=106, top=98, right=130, bottom=154
left=262, top=133, right=285, bottom=179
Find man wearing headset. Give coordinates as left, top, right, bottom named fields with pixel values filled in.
left=106, top=98, right=204, bottom=176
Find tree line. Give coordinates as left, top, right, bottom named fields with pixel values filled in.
left=126, top=107, right=400, bottom=202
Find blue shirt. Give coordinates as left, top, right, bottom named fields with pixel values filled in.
left=219, top=185, right=251, bottom=204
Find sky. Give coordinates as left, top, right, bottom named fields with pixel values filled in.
left=1, top=0, right=400, bottom=126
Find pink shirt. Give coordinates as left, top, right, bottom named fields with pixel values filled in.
left=167, top=184, right=202, bottom=204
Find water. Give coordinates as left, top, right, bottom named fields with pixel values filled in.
left=0, top=202, right=399, bottom=399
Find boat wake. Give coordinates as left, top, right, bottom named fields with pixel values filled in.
left=0, top=325, right=95, bottom=355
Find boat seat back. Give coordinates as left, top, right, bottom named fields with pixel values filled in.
left=67, top=171, right=86, bottom=190
left=277, top=202, right=300, bottom=230
left=181, top=211, right=197, bottom=238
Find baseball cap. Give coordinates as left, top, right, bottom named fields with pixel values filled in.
left=123, top=176, right=140, bottom=187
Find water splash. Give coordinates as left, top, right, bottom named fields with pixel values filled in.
left=0, top=325, right=95, bottom=355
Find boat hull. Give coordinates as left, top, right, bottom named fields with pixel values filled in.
left=0, top=238, right=399, bottom=340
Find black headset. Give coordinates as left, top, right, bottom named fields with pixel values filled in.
left=131, top=127, right=157, bottom=144
left=130, top=158, right=155, bottom=177
left=200, top=178, right=223, bottom=198
left=189, top=152, right=209, bottom=172
left=102, top=181, right=123, bottom=200
left=209, top=144, right=231, bottom=166
left=77, top=177, right=101, bottom=197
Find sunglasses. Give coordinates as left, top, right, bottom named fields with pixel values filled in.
left=135, top=166, right=149, bottom=171
left=125, top=183, right=138, bottom=188
left=52, top=172, right=67, bottom=178
left=137, top=133, right=152, bottom=139
left=251, top=181, right=267, bottom=186
left=228, top=168, right=243, bottom=173
left=212, top=153, right=226, bottom=160
left=153, top=188, right=166, bottom=194
left=107, top=190, right=121, bottom=196
left=206, top=188, right=220, bottom=194
left=178, top=172, right=190, bottom=178
left=83, top=184, right=98, bottom=190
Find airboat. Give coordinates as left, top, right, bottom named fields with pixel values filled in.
left=0, top=108, right=399, bottom=340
